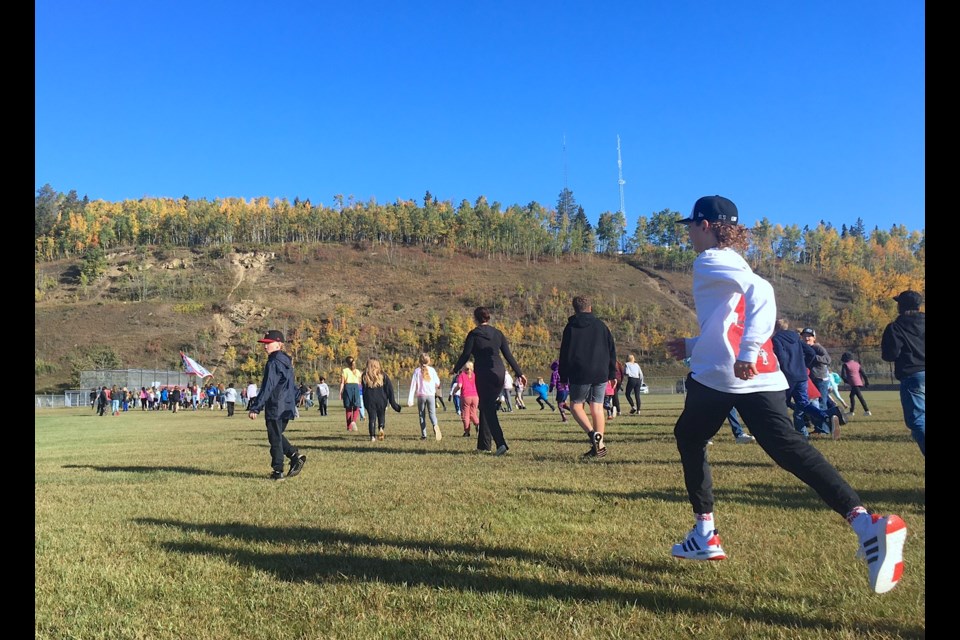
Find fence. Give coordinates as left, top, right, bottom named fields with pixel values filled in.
left=78, top=369, right=193, bottom=393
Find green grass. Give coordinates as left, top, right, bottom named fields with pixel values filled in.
left=36, top=393, right=925, bottom=639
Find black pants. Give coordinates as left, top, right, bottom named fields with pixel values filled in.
left=675, top=375, right=861, bottom=517
left=625, top=377, right=642, bottom=411
left=435, top=395, right=446, bottom=411
left=226, top=401, right=235, bottom=417
left=477, top=372, right=508, bottom=451
left=366, top=400, right=387, bottom=437
left=849, top=385, right=870, bottom=413
left=536, top=397, right=555, bottom=410
left=318, top=396, right=328, bottom=415
left=265, top=418, right=298, bottom=473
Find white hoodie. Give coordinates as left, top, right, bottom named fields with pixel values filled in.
left=408, top=366, right=441, bottom=404
left=684, top=247, right=788, bottom=394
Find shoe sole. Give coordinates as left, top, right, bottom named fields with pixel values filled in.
left=866, top=515, right=907, bottom=593
left=672, top=534, right=727, bottom=561
left=286, top=455, right=306, bottom=478
left=672, top=548, right=726, bottom=561
left=434, top=426, right=442, bottom=441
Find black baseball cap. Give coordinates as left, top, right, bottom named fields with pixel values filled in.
left=893, top=290, right=922, bottom=310
left=257, top=330, right=285, bottom=343
left=800, top=327, right=816, bottom=337
left=678, top=195, right=739, bottom=225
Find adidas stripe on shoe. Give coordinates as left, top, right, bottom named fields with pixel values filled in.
left=672, top=528, right=727, bottom=561
left=857, top=514, right=907, bottom=593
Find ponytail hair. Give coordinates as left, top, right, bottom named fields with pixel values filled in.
left=419, top=353, right=432, bottom=382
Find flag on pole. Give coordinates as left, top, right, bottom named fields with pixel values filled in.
left=180, top=351, right=213, bottom=378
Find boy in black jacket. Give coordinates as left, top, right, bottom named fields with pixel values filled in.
left=881, top=290, right=925, bottom=456
left=247, top=330, right=306, bottom=480
left=558, top=296, right=618, bottom=459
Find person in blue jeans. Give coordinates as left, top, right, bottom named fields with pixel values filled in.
left=771, top=319, right=844, bottom=439
left=799, top=327, right=844, bottom=437
left=881, top=290, right=925, bottom=456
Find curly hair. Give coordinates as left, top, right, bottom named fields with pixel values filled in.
left=712, top=221, right=750, bottom=252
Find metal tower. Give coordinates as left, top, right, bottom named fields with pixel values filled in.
left=617, top=134, right=626, bottom=217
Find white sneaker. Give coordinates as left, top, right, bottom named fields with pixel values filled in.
left=672, top=528, right=727, bottom=561
left=865, top=411, right=872, bottom=416
left=735, top=434, right=756, bottom=444
left=370, top=436, right=377, bottom=442
left=857, top=514, right=907, bottom=593
left=434, top=424, right=442, bottom=441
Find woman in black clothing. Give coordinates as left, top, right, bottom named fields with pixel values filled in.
left=452, top=307, right=526, bottom=456
left=361, top=357, right=401, bottom=441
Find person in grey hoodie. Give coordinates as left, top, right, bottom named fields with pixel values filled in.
left=247, top=330, right=306, bottom=481
left=558, top=295, right=617, bottom=459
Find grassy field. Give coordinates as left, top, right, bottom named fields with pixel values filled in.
left=36, top=392, right=925, bottom=639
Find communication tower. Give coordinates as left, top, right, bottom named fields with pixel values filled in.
left=617, top=134, right=626, bottom=217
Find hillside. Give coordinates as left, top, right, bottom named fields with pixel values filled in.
left=34, top=243, right=850, bottom=392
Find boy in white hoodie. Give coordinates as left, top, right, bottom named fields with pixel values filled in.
left=664, top=195, right=906, bottom=594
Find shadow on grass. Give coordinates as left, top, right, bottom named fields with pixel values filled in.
left=61, top=464, right=262, bottom=479
left=133, top=517, right=921, bottom=638
left=526, top=482, right=925, bottom=512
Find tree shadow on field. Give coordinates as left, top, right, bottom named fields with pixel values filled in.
left=133, top=517, right=921, bottom=638
left=61, top=464, right=262, bottom=479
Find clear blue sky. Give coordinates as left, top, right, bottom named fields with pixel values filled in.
left=35, top=1, right=925, bottom=234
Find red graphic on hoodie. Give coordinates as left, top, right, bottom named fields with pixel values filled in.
left=726, top=296, right=779, bottom=374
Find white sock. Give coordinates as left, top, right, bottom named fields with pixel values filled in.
left=695, top=512, right=715, bottom=536
left=846, top=507, right=872, bottom=538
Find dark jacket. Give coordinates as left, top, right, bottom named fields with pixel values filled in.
left=452, top=325, right=523, bottom=381
left=881, top=311, right=925, bottom=380
left=558, top=312, right=617, bottom=385
left=247, top=350, right=298, bottom=421
left=362, top=374, right=402, bottom=413
left=771, top=329, right=808, bottom=384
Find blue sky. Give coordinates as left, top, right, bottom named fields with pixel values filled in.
left=35, top=2, right=924, bottom=234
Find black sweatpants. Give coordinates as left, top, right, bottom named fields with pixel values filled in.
left=675, top=375, right=862, bottom=517
left=476, top=372, right=508, bottom=451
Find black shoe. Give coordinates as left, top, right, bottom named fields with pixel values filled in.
left=829, top=405, right=848, bottom=426
left=462, top=431, right=471, bottom=437
left=287, top=453, right=306, bottom=478
left=582, top=446, right=597, bottom=458
left=270, top=470, right=285, bottom=481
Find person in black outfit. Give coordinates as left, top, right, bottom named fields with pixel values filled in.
left=452, top=306, right=526, bottom=456
left=247, top=330, right=306, bottom=481
left=361, top=357, right=402, bottom=441
left=558, top=295, right=618, bottom=458
left=96, top=386, right=108, bottom=416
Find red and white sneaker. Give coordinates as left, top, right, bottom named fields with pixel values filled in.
left=672, top=528, right=727, bottom=561
left=857, top=514, right=907, bottom=593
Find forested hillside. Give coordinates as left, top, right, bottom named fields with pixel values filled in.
left=34, top=186, right=924, bottom=392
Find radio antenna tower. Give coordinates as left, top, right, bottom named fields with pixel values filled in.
left=563, top=133, right=568, bottom=190
left=617, top=134, right=626, bottom=217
